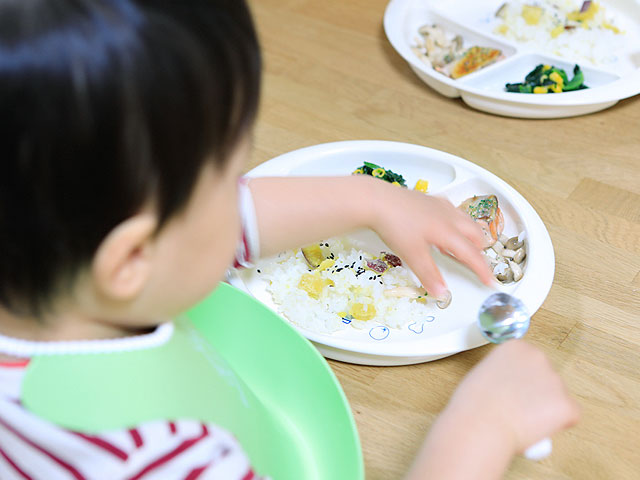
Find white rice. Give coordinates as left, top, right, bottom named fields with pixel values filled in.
left=256, top=238, right=441, bottom=334
left=493, top=0, right=627, bottom=66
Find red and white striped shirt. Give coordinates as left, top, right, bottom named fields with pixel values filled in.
left=0, top=180, right=264, bottom=479
left=0, top=352, right=258, bottom=479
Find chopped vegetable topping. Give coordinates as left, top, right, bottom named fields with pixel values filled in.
left=381, top=252, right=402, bottom=268
left=365, top=258, right=389, bottom=274
left=352, top=161, right=407, bottom=186
left=505, top=64, right=587, bottom=94
left=568, top=0, right=598, bottom=22
left=301, top=245, right=325, bottom=268
left=318, top=258, right=335, bottom=270
left=521, top=5, right=543, bottom=25
left=414, top=179, right=429, bottom=193
left=349, top=303, right=376, bottom=321
left=298, top=274, right=334, bottom=299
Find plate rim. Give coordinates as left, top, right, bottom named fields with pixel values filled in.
left=383, top=0, right=640, bottom=108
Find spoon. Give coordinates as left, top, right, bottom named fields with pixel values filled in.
left=477, top=292, right=553, bottom=461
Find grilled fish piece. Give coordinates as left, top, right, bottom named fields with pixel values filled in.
left=458, top=195, right=504, bottom=248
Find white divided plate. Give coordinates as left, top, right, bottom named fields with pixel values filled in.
left=228, top=141, right=555, bottom=366
left=384, top=0, right=640, bottom=118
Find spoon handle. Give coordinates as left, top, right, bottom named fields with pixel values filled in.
left=524, top=437, right=552, bottom=460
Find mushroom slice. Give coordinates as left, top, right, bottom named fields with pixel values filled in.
left=513, top=248, right=526, bottom=264
left=505, top=236, right=524, bottom=250
left=510, top=260, right=523, bottom=282
left=496, top=268, right=514, bottom=283
left=494, top=262, right=513, bottom=283
left=436, top=290, right=452, bottom=309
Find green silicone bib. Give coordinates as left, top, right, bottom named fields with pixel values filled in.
left=21, top=282, right=364, bottom=480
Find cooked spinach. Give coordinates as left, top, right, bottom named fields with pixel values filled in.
left=505, top=64, right=588, bottom=94
left=353, top=162, right=407, bottom=186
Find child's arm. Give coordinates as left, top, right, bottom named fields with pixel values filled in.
left=405, top=341, right=580, bottom=480
left=248, top=175, right=492, bottom=298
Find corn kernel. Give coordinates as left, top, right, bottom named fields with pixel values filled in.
left=371, top=168, right=386, bottom=178
left=414, top=179, right=429, bottom=193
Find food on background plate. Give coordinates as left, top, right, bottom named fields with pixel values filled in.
left=458, top=195, right=526, bottom=284
left=493, top=0, right=624, bottom=66
left=411, top=24, right=503, bottom=79
left=256, top=238, right=451, bottom=334
left=505, top=64, right=588, bottom=93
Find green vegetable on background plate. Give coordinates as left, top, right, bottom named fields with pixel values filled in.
left=352, top=161, right=407, bottom=186
left=505, top=64, right=588, bottom=94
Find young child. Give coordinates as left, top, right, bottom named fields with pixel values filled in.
left=0, top=1, right=578, bottom=478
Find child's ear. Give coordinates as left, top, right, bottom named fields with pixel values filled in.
left=92, top=213, right=158, bottom=302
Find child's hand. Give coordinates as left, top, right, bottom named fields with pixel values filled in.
left=367, top=179, right=493, bottom=299
left=449, top=340, right=580, bottom=454
left=251, top=175, right=493, bottom=294
left=407, top=341, right=580, bottom=480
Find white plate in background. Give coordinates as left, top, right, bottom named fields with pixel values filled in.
left=228, top=141, right=555, bottom=365
left=384, top=0, right=640, bottom=118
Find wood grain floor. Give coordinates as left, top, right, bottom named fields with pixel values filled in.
left=247, top=1, right=640, bottom=478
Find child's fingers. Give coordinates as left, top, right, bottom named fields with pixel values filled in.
left=405, top=247, right=448, bottom=298
left=433, top=196, right=486, bottom=249
left=453, top=211, right=487, bottom=250
left=437, top=232, right=493, bottom=286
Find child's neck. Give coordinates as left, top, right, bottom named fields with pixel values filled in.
left=0, top=307, right=154, bottom=361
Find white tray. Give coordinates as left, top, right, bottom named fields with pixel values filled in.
left=228, top=141, right=555, bottom=365
left=384, top=0, right=640, bottom=118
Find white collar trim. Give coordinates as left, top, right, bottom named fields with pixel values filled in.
left=0, top=322, right=174, bottom=357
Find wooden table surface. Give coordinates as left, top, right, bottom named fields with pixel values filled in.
left=246, top=1, right=640, bottom=478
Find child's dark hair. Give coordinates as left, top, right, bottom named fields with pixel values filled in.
left=0, top=0, right=261, bottom=315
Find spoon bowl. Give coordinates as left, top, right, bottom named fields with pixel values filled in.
left=478, top=292, right=530, bottom=344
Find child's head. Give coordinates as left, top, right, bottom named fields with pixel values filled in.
left=0, top=0, right=261, bottom=326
